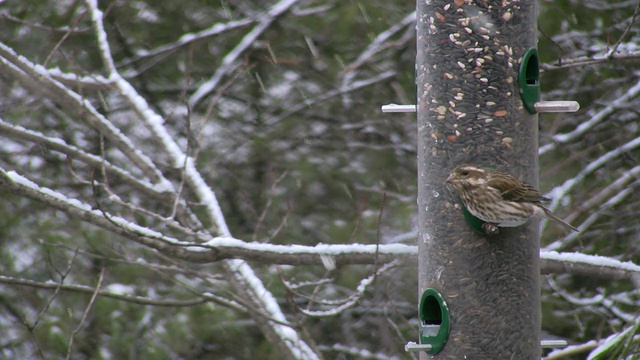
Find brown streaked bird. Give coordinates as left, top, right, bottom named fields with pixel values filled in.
left=446, top=164, right=578, bottom=234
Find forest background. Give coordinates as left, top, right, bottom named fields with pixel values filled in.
left=1, top=0, right=640, bottom=359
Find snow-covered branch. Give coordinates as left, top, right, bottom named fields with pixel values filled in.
left=340, top=11, right=416, bottom=88
left=0, top=118, right=168, bottom=201
left=544, top=135, right=640, bottom=212
left=539, top=77, right=640, bottom=155
left=118, top=18, right=253, bottom=68
left=541, top=251, right=640, bottom=280
left=188, top=0, right=302, bottom=108
left=540, top=51, right=640, bottom=71
left=291, top=260, right=401, bottom=317
left=0, top=42, right=169, bottom=187
left=267, top=70, right=397, bottom=126
left=565, top=164, right=640, bottom=224
left=3, top=166, right=639, bottom=281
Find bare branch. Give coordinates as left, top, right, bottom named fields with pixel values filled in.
left=606, top=0, right=640, bottom=58
left=66, top=266, right=105, bottom=360
left=541, top=52, right=640, bottom=71
left=0, top=274, right=233, bottom=308
left=188, top=0, right=302, bottom=108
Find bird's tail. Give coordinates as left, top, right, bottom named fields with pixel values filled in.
left=541, top=206, right=579, bottom=232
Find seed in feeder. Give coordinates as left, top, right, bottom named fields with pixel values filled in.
left=444, top=3, right=451, bottom=10
left=480, top=78, right=488, bottom=83
left=494, top=109, right=508, bottom=117
left=457, top=61, right=465, bottom=69
left=485, top=118, right=494, bottom=123
left=448, top=101, right=456, bottom=108
left=436, top=106, right=447, bottom=115
left=502, top=137, right=513, bottom=145
left=444, top=73, right=454, bottom=79
left=486, top=101, right=496, bottom=106
left=435, top=12, right=445, bottom=22
left=496, top=50, right=505, bottom=56
left=505, top=45, right=513, bottom=56
left=464, top=27, right=472, bottom=34
left=502, top=11, right=512, bottom=21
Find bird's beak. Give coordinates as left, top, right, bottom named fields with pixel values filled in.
left=445, top=174, right=454, bottom=184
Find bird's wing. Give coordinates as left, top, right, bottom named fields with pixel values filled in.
left=488, top=174, right=544, bottom=202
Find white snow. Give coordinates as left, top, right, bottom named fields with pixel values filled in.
left=542, top=250, right=640, bottom=273
left=104, top=283, right=136, bottom=296
left=202, top=237, right=416, bottom=256
left=4, top=170, right=183, bottom=244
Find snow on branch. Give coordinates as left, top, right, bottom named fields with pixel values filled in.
left=541, top=251, right=640, bottom=280
left=117, top=18, right=253, bottom=68
left=1, top=164, right=638, bottom=279
left=0, top=168, right=215, bottom=259
left=341, top=11, right=416, bottom=87
left=539, top=78, right=640, bottom=155
left=544, top=135, right=640, bottom=212
left=0, top=118, right=168, bottom=199
left=565, top=164, right=640, bottom=224
left=0, top=42, right=170, bottom=188
left=188, top=0, right=302, bottom=108
left=267, top=70, right=397, bottom=126
left=545, top=182, right=636, bottom=251
left=286, top=260, right=401, bottom=317
left=540, top=52, right=640, bottom=72
left=47, top=67, right=113, bottom=90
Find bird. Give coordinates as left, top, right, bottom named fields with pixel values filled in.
left=445, top=164, right=578, bottom=234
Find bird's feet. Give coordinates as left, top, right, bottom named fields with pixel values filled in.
left=482, top=223, right=500, bottom=235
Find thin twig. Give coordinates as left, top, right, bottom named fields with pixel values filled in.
left=66, top=266, right=106, bottom=360
left=44, top=11, right=87, bottom=67
left=254, top=169, right=289, bottom=241
left=32, top=249, right=79, bottom=329
left=607, top=0, right=640, bottom=58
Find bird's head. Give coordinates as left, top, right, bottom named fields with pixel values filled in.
left=446, top=165, right=487, bottom=192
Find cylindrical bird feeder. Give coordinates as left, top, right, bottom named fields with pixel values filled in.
left=415, top=1, right=540, bottom=358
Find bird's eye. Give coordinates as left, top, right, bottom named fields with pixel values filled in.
left=460, top=170, right=469, bottom=176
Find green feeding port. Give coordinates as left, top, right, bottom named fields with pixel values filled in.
left=419, top=288, right=450, bottom=355
left=461, top=203, right=491, bottom=235
left=518, top=48, right=540, bottom=114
